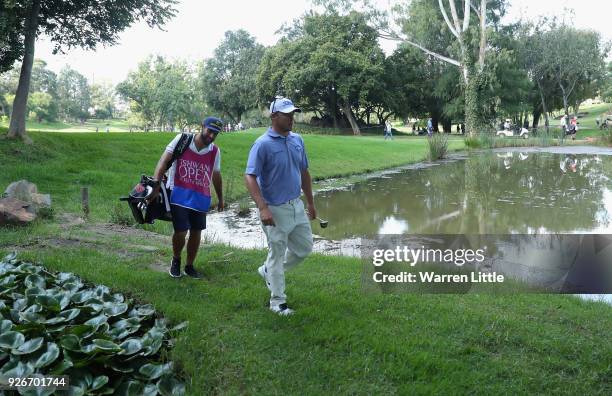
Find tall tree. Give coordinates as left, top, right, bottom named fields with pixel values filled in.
left=199, top=30, right=264, bottom=124
left=2, top=0, right=176, bottom=141
left=57, top=66, right=91, bottom=122
left=377, top=0, right=509, bottom=136
left=117, top=56, right=200, bottom=131
left=541, top=25, right=608, bottom=117
left=257, top=10, right=386, bottom=135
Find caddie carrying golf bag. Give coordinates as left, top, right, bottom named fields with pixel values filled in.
left=119, top=133, right=194, bottom=224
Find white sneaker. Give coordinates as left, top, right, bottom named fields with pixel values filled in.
left=257, top=265, right=270, bottom=288
left=270, top=303, right=294, bottom=316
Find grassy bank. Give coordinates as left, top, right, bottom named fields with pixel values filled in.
left=0, top=228, right=609, bottom=395
left=0, top=128, right=463, bottom=222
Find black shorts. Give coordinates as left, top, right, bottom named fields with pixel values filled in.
left=170, top=204, right=206, bottom=232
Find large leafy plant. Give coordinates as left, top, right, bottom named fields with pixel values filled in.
left=0, top=253, right=187, bottom=395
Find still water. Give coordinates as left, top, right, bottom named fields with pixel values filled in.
left=205, top=147, right=612, bottom=301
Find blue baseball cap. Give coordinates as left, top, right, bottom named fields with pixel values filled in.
left=270, top=97, right=301, bottom=114
left=203, top=116, right=224, bottom=133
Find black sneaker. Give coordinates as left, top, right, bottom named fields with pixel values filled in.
left=184, top=264, right=202, bottom=279
left=169, top=257, right=181, bottom=278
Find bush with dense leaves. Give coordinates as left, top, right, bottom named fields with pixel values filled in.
left=0, top=253, right=187, bottom=395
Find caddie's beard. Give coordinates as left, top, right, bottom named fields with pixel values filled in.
left=201, top=131, right=213, bottom=145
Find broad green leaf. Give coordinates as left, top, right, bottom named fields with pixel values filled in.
left=84, top=314, right=108, bottom=328
left=62, top=281, right=83, bottom=293
left=139, top=362, right=173, bottom=380
left=92, top=339, right=121, bottom=352
left=71, top=290, right=94, bottom=304
left=59, top=308, right=81, bottom=322
left=67, top=324, right=96, bottom=339
left=91, top=375, right=109, bottom=391
left=25, top=274, right=46, bottom=289
left=103, top=302, right=128, bottom=317
left=94, top=285, right=110, bottom=297
left=48, top=359, right=73, bottom=375
left=157, top=375, right=185, bottom=396
left=0, top=331, right=25, bottom=349
left=0, top=360, right=34, bottom=378
left=143, top=383, right=158, bottom=396
left=133, top=304, right=155, bottom=317
left=0, top=320, right=13, bottom=332
left=13, top=298, right=27, bottom=311
left=25, top=286, right=45, bottom=297
left=3, top=252, right=17, bottom=262
left=12, top=337, right=44, bottom=355
left=19, top=311, right=44, bottom=323
left=118, top=338, right=143, bottom=355
left=60, top=334, right=81, bottom=351
left=33, top=342, right=60, bottom=368
left=108, top=359, right=134, bottom=373
left=35, top=295, right=61, bottom=313
left=113, top=317, right=141, bottom=330
left=117, top=380, right=144, bottom=396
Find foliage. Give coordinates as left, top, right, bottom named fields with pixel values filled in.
left=0, top=0, right=177, bottom=73
left=199, top=30, right=264, bottom=123
left=427, top=133, right=448, bottom=160
left=27, top=91, right=55, bottom=122
left=90, top=82, right=117, bottom=120
left=3, top=0, right=177, bottom=139
left=117, top=56, right=203, bottom=131
left=57, top=66, right=91, bottom=122
left=257, top=10, right=386, bottom=132
left=0, top=253, right=186, bottom=395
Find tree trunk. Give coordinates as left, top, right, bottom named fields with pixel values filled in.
left=464, top=70, right=480, bottom=137
left=7, top=0, right=41, bottom=142
left=442, top=118, right=452, bottom=133
left=341, top=100, right=360, bottom=135
left=536, top=79, right=550, bottom=133
left=532, top=109, right=541, bottom=129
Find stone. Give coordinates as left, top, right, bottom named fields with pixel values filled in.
left=4, top=180, right=38, bottom=201
left=3, top=181, right=51, bottom=215
left=0, top=198, right=36, bottom=225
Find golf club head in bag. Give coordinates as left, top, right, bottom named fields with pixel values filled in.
left=119, top=175, right=172, bottom=224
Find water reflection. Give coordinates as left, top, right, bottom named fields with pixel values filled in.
left=314, top=151, right=612, bottom=238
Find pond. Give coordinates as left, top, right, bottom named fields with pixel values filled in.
left=204, top=146, right=612, bottom=301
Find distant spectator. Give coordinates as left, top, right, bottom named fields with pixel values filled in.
left=427, top=118, right=433, bottom=137
left=384, top=120, right=393, bottom=140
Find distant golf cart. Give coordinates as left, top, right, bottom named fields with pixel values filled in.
left=496, top=120, right=529, bottom=139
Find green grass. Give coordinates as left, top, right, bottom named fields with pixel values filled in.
left=0, top=229, right=609, bottom=395
left=0, top=118, right=131, bottom=132
left=0, top=127, right=464, bottom=222
left=1, top=126, right=611, bottom=394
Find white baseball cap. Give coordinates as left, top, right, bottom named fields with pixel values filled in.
left=270, top=97, right=301, bottom=114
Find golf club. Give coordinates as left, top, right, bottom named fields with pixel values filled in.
left=317, top=217, right=329, bottom=228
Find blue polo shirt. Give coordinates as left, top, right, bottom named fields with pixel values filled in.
left=245, top=128, right=309, bottom=205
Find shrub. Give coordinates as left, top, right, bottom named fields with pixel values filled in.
left=0, top=253, right=187, bottom=395
left=109, top=201, right=133, bottom=226
left=428, top=133, right=448, bottom=160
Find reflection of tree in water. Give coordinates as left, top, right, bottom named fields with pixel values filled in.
left=314, top=154, right=612, bottom=239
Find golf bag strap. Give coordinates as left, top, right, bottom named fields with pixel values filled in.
left=160, top=184, right=171, bottom=213
left=165, top=133, right=194, bottom=172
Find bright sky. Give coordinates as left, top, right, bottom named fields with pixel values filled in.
left=35, top=0, right=612, bottom=85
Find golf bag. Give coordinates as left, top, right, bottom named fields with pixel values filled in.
left=120, top=175, right=172, bottom=224
left=119, top=133, right=194, bottom=224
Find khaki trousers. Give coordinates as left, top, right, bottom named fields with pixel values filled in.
left=261, top=198, right=313, bottom=307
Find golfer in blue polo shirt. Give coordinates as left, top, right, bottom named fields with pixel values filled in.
left=245, top=97, right=316, bottom=316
